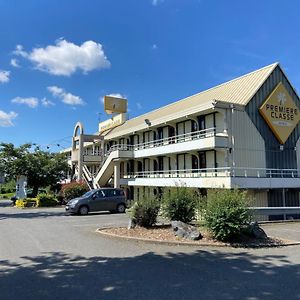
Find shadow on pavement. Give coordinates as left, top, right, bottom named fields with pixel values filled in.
left=0, top=250, right=299, bottom=300
left=0, top=200, right=13, bottom=207
left=0, top=208, right=122, bottom=220
left=0, top=210, right=66, bottom=220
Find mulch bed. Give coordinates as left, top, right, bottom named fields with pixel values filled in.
left=100, top=224, right=286, bottom=248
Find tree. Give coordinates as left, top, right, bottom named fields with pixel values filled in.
left=0, top=143, right=69, bottom=196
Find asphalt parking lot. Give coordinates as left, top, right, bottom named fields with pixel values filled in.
left=1, top=200, right=300, bottom=300
left=262, top=222, right=300, bottom=243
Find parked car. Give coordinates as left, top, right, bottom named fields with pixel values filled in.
left=65, top=188, right=126, bottom=215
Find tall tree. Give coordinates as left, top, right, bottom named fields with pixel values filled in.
left=0, top=143, right=69, bottom=196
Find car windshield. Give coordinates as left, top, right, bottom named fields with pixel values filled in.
left=82, top=190, right=95, bottom=197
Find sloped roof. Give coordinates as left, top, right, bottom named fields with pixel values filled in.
left=104, top=62, right=278, bottom=139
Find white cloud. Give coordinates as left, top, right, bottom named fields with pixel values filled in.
left=41, top=98, right=55, bottom=107
left=137, top=102, right=143, bottom=109
left=47, top=86, right=64, bottom=96
left=10, top=58, right=20, bottom=68
left=13, top=45, right=28, bottom=58
left=100, top=93, right=125, bottom=104
left=14, top=39, right=111, bottom=76
left=47, top=86, right=85, bottom=105
left=11, top=97, right=39, bottom=108
left=0, top=70, right=10, bottom=83
left=0, top=110, right=18, bottom=127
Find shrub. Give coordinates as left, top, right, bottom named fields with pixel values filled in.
left=0, top=192, right=14, bottom=199
left=130, top=197, right=160, bottom=227
left=0, top=180, right=16, bottom=194
left=162, top=186, right=199, bottom=223
left=195, top=195, right=208, bottom=222
left=204, top=189, right=252, bottom=241
left=36, top=193, right=59, bottom=207
left=59, top=181, right=89, bottom=203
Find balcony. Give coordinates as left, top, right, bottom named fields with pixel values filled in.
left=105, top=127, right=228, bottom=159
left=120, top=167, right=300, bottom=189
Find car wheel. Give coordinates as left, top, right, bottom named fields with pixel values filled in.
left=79, top=206, right=89, bottom=215
left=116, top=203, right=126, bottom=213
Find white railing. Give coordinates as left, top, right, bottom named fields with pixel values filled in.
left=133, top=127, right=225, bottom=150
left=83, top=165, right=93, bottom=181
left=105, top=127, right=226, bottom=156
left=124, top=167, right=300, bottom=179
left=83, top=150, right=103, bottom=156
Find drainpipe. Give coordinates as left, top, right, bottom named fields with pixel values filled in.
left=230, top=105, right=235, bottom=176
left=282, top=188, right=286, bottom=220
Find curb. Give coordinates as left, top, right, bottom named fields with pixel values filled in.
left=95, top=228, right=300, bottom=248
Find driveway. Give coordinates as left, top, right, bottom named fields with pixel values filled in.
left=0, top=200, right=300, bottom=300
left=262, top=222, right=300, bottom=243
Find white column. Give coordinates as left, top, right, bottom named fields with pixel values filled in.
left=114, top=160, right=120, bottom=188
left=78, top=135, right=84, bottom=180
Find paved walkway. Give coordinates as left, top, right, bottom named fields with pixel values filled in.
left=0, top=201, right=300, bottom=299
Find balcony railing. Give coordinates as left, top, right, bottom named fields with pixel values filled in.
left=105, top=127, right=226, bottom=155
left=133, top=127, right=225, bottom=150
left=124, top=167, right=300, bottom=179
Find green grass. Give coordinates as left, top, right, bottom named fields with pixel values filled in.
left=0, top=192, right=14, bottom=199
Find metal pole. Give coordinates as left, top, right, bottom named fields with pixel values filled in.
left=282, top=188, right=286, bottom=220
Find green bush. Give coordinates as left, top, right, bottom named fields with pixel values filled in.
left=0, top=192, right=14, bottom=199
left=59, top=181, right=89, bottom=203
left=204, top=189, right=252, bottom=241
left=162, top=186, right=199, bottom=223
left=36, top=193, right=59, bottom=207
left=130, top=197, right=160, bottom=227
left=0, top=180, right=16, bottom=194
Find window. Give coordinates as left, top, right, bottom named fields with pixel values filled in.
left=158, top=157, right=164, bottom=171
left=108, top=189, right=124, bottom=196
left=191, top=120, right=198, bottom=132
left=198, top=115, right=205, bottom=131
left=94, top=190, right=104, bottom=198
left=192, top=155, right=199, bottom=169
left=199, top=152, right=206, bottom=169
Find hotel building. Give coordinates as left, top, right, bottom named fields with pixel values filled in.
left=63, top=63, right=300, bottom=220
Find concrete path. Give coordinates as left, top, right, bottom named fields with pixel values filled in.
left=0, top=200, right=300, bottom=300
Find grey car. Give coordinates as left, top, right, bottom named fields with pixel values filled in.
left=65, top=188, right=126, bottom=215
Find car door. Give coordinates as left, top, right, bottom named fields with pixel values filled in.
left=103, top=189, right=120, bottom=211
left=89, top=190, right=105, bottom=212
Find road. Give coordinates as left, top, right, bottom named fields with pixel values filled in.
left=1, top=200, right=300, bottom=300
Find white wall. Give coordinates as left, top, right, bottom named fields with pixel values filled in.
left=206, top=151, right=215, bottom=168
left=185, top=154, right=192, bottom=169
left=205, top=114, right=214, bottom=129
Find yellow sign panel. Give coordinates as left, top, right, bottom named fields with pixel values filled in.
left=259, top=82, right=300, bottom=144
left=104, top=96, right=127, bottom=114
left=99, top=113, right=127, bottom=134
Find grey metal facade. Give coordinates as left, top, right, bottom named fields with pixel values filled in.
left=245, top=65, right=300, bottom=169
left=245, top=66, right=300, bottom=216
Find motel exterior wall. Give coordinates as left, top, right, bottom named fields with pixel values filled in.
left=63, top=63, right=300, bottom=220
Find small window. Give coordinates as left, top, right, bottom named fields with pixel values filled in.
left=95, top=191, right=104, bottom=198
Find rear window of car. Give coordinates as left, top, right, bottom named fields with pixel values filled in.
left=104, top=189, right=124, bottom=197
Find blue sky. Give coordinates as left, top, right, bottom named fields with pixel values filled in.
left=0, top=0, right=300, bottom=150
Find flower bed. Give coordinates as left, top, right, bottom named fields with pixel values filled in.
left=99, top=225, right=287, bottom=248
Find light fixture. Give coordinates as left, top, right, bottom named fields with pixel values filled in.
left=144, top=119, right=151, bottom=126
